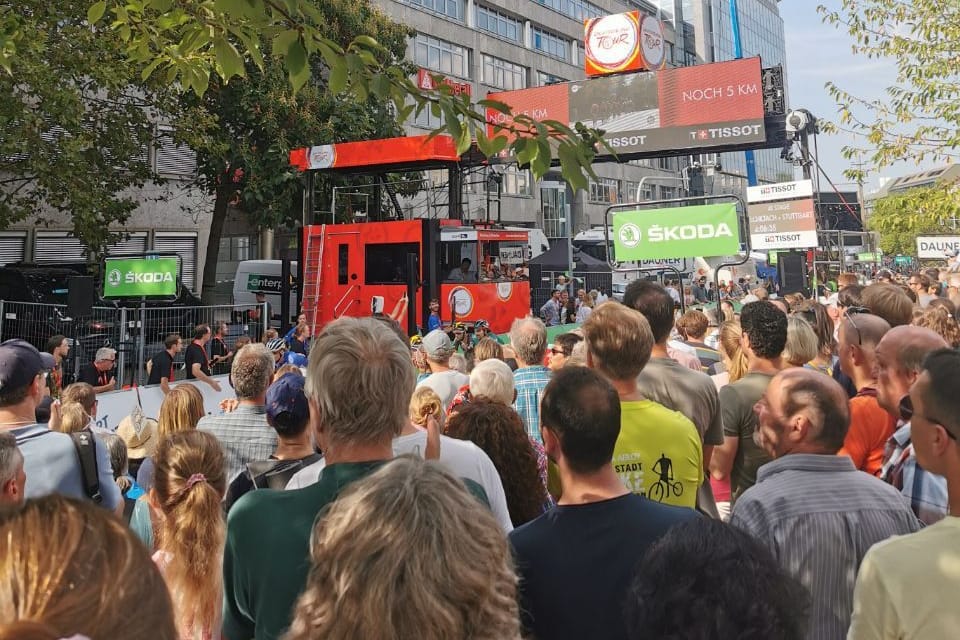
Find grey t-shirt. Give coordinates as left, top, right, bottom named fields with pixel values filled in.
left=637, top=357, right=724, bottom=446
left=719, top=372, right=775, bottom=501
left=11, top=424, right=122, bottom=510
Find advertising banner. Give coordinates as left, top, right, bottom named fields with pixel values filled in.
left=103, top=256, right=179, bottom=298
left=613, top=203, right=741, bottom=261
left=94, top=376, right=234, bottom=433
left=747, top=198, right=817, bottom=250
left=487, top=57, right=765, bottom=156
left=916, top=236, right=960, bottom=259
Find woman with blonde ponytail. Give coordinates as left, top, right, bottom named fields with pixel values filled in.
left=150, top=430, right=227, bottom=640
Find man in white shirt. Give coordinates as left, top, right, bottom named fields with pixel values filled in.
left=415, top=330, right=469, bottom=409
left=848, top=348, right=960, bottom=640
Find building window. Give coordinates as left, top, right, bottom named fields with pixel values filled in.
left=658, top=156, right=675, bottom=171
left=413, top=104, right=445, bottom=130
left=588, top=178, right=619, bottom=204
left=532, top=28, right=569, bottom=61
left=405, top=0, right=464, bottom=21
left=475, top=5, right=521, bottom=42
left=536, top=71, right=566, bottom=86
left=413, top=33, right=470, bottom=79
left=489, top=165, right=532, bottom=196
left=623, top=181, right=641, bottom=203
left=481, top=54, right=526, bottom=91
left=533, top=0, right=602, bottom=21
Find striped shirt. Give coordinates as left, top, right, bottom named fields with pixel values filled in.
left=730, top=454, right=921, bottom=640
left=879, top=422, right=948, bottom=525
left=197, top=405, right=278, bottom=483
left=513, top=365, right=552, bottom=443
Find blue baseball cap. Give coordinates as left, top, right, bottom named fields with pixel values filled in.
left=266, top=372, right=308, bottom=425
left=0, top=339, right=55, bottom=393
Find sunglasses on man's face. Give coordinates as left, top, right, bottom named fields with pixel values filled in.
left=550, top=348, right=568, bottom=356
left=899, top=395, right=958, bottom=440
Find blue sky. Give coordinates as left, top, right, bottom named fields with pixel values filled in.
left=778, top=1, right=933, bottom=191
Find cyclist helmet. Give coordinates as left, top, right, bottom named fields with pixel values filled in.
left=410, top=334, right=423, bottom=347
left=453, top=322, right=466, bottom=331
left=474, top=319, right=490, bottom=331
left=266, top=337, right=286, bottom=352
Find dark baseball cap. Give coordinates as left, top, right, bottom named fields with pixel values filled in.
left=0, top=339, right=55, bottom=393
left=266, top=372, right=308, bottom=426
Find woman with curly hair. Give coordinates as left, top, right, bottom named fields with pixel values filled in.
left=445, top=398, right=548, bottom=526
left=913, top=302, right=960, bottom=348
left=794, top=300, right=836, bottom=374
left=283, top=456, right=521, bottom=640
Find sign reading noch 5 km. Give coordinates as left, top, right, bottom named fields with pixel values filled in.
left=103, top=256, right=179, bottom=298
left=613, top=203, right=741, bottom=261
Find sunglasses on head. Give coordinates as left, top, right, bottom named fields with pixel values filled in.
left=898, top=395, right=958, bottom=440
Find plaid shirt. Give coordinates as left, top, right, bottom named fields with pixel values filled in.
left=880, top=422, right=948, bottom=525
left=513, top=365, right=552, bottom=443
left=197, top=405, right=278, bottom=483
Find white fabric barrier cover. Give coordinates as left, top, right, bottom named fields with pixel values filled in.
left=92, top=375, right=234, bottom=433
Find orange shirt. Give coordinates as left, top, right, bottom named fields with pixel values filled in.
left=839, top=389, right=896, bottom=476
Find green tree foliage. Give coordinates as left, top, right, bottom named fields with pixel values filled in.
left=0, top=1, right=184, bottom=256
left=867, top=186, right=957, bottom=256
left=818, top=2, right=960, bottom=173
left=81, top=0, right=603, bottom=189
left=183, top=0, right=415, bottom=299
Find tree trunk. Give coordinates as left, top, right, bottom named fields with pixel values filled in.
left=201, top=180, right=231, bottom=304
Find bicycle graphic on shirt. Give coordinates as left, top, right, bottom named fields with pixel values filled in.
left=650, top=453, right=682, bottom=503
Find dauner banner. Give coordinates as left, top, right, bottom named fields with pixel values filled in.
left=613, top=203, right=741, bottom=261
left=103, top=256, right=179, bottom=298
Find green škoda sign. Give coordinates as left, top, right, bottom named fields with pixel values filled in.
left=103, top=256, right=179, bottom=298
left=613, top=203, right=741, bottom=261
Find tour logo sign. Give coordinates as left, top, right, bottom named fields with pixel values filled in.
left=585, top=12, right=666, bottom=77
left=612, top=203, right=741, bottom=261
left=102, top=256, right=179, bottom=298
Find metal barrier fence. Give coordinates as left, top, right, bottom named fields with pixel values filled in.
left=530, top=270, right=614, bottom=319
left=0, top=301, right=269, bottom=390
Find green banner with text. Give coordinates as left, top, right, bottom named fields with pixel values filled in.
left=613, top=203, right=741, bottom=261
left=103, top=257, right=179, bottom=298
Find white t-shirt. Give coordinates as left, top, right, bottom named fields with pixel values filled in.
left=286, top=431, right=514, bottom=532
left=417, top=370, right=469, bottom=409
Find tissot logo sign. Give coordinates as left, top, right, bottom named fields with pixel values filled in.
left=746, top=180, right=817, bottom=250
left=102, top=256, right=179, bottom=298
left=613, top=203, right=741, bottom=260
left=747, top=179, right=815, bottom=203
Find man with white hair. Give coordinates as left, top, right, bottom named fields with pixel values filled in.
left=511, top=317, right=551, bottom=443
left=469, top=358, right=516, bottom=406
left=77, top=346, right=116, bottom=394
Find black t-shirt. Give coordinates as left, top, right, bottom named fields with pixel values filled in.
left=288, top=338, right=307, bottom=355
left=78, top=363, right=109, bottom=387
left=224, top=454, right=322, bottom=513
left=148, top=349, right=175, bottom=386
left=184, top=341, right=209, bottom=379
left=209, top=336, right=231, bottom=376
left=509, top=493, right=698, bottom=640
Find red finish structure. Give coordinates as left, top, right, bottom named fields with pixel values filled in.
left=291, top=135, right=531, bottom=336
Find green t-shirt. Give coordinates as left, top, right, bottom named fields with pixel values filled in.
left=612, top=400, right=702, bottom=509
left=719, top=371, right=775, bottom=501
left=223, top=460, right=489, bottom=640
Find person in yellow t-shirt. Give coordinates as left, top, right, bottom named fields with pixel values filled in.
left=582, top=302, right=702, bottom=509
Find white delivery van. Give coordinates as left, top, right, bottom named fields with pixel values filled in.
left=232, top=260, right=299, bottom=325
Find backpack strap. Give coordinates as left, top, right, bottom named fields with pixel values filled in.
left=70, top=430, right=102, bottom=504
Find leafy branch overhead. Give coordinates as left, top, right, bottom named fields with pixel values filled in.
left=867, top=186, right=959, bottom=256
left=84, top=0, right=605, bottom=191
left=817, top=1, right=960, bottom=178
